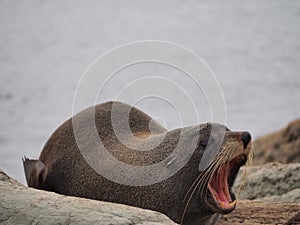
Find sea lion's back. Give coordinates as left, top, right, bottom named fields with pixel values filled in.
left=40, top=101, right=166, bottom=159
left=26, top=101, right=166, bottom=192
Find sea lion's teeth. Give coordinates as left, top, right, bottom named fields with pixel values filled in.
left=220, top=201, right=225, bottom=208
left=229, top=200, right=236, bottom=207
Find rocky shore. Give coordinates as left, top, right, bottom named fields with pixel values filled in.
left=1, top=168, right=299, bottom=225
left=1, top=119, right=300, bottom=225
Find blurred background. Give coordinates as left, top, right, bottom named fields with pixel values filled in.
left=0, top=0, right=299, bottom=185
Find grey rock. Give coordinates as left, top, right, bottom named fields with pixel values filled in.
left=254, top=188, right=300, bottom=203
left=0, top=170, right=177, bottom=225
left=233, top=163, right=300, bottom=203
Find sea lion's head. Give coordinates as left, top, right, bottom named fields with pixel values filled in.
left=204, top=130, right=252, bottom=213
left=181, top=123, right=253, bottom=223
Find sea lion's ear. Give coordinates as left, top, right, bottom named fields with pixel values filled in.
left=22, top=156, right=45, bottom=187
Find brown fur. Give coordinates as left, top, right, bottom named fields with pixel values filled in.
left=23, top=101, right=251, bottom=225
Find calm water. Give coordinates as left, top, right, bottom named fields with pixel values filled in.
left=0, top=0, right=300, bottom=184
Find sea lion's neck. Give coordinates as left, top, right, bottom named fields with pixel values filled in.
left=107, top=125, right=203, bottom=166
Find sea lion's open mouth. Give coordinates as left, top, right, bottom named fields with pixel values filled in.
left=207, top=155, right=247, bottom=213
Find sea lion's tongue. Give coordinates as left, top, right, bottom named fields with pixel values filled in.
left=208, top=163, right=233, bottom=209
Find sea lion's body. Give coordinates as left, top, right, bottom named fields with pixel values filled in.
left=23, top=101, right=252, bottom=225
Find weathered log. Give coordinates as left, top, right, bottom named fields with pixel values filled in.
left=220, top=200, right=300, bottom=225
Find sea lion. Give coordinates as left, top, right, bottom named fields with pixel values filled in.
left=23, top=101, right=252, bottom=225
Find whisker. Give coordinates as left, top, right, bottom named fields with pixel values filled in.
left=182, top=173, right=202, bottom=203
left=181, top=155, right=224, bottom=224
left=182, top=154, right=223, bottom=204
left=236, top=145, right=254, bottom=196
left=201, top=148, right=234, bottom=201
left=181, top=143, right=242, bottom=224
left=197, top=153, right=228, bottom=202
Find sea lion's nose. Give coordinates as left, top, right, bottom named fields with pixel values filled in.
left=241, top=132, right=251, bottom=149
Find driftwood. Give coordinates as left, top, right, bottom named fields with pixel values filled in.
left=220, top=200, right=300, bottom=225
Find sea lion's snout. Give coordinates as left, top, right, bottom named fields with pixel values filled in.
left=198, top=129, right=253, bottom=215
left=241, top=131, right=251, bottom=149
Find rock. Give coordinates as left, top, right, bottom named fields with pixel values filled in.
left=233, top=163, right=300, bottom=203
left=0, top=170, right=177, bottom=225
left=254, top=119, right=300, bottom=165
left=256, top=188, right=300, bottom=203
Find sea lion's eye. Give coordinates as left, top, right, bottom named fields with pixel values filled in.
left=199, top=139, right=209, bottom=148
left=199, top=136, right=217, bottom=148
